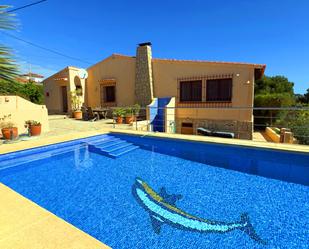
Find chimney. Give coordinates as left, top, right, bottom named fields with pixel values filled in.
left=134, top=42, right=154, bottom=107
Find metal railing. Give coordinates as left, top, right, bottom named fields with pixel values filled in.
left=106, top=106, right=309, bottom=146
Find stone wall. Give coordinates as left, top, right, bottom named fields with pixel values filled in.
left=176, top=118, right=253, bottom=140
left=135, top=43, right=154, bottom=107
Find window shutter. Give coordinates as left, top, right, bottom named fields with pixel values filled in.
left=180, top=80, right=202, bottom=102
left=105, top=86, right=116, bottom=102
left=207, top=79, right=232, bottom=102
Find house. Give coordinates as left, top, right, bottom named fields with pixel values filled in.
left=43, top=42, right=265, bottom=139
left=17, top=72, right=44, bottom=84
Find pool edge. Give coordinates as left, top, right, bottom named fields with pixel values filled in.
left=0, top=183, right=111, bottom=249
left=0, top=128, right=308, bottom=156
left=0, top=130, right=109, bottom=155
left=110, top=129, right=309, bottom=154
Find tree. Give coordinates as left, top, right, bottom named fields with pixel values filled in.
left=0, top=6, right=18, bottom=81
left=305, top=88, right=309, bottom=103
left=276, top=108, right=309, bottom=145
left=0, top=78, right=23, bottom=94
left=0, top=6, right=43, bottom=104
left=255, top=77, right=309, bottom=145
left=254, top=76, right=295, bottom=128
left=255, top=76, right=294, bottom=95
left=21, top=81, right=44, bottom=104
left=295, top=88, right=309, bottom=104
left=0, top=79, right=44, bottom=104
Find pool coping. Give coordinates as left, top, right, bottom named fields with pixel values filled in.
left=0, top=128, right=308, bottom=155
left=110, top=129, right=309, bottom=154
left=0, top=183, right=110, bottom=249
left=0, top=129, right=109, bottom=155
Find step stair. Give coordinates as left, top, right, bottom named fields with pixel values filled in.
left=87, top=135, right=139, bottom=158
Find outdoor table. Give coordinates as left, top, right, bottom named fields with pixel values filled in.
left=92, top=108, right=109, bottom=119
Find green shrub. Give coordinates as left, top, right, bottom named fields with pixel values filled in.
left=276, top=108, right=309, bottom=145
left=112, top=108, right=126, bottom=117
left=0, top=79, right=44, bottom=104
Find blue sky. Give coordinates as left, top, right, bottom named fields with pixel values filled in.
left=2, top=0, right=309, bottom=93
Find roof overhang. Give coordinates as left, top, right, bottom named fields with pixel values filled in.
left=53, top=77, right=68, bottom=82
left=99, top=78, right=116, bottom=85
left=254, top=65, right=266, bottom=80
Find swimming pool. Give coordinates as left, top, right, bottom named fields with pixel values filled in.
left=0, top=133, right=308, bottom=248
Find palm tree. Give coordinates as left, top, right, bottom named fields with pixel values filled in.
left=0, top=5, right=18, bottom=81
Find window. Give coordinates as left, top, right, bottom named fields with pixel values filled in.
left=102, top=85, right=116, bottom=103
left=206, top=78, right=232, bottom=102
left=75, top=85, right=83, bottom=96
left=74, top=76, right=83, bottom=96
left=179, top=80, right=202, bottom=102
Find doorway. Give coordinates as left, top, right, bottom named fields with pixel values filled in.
left=61, top=86, right=68, bottom=113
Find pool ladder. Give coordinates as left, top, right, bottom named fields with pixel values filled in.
left=86, top=135, right=139, bottom=158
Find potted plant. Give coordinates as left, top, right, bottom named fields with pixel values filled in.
left=70, top=89, right=83, bottom=119
left=0, top=115, right=18, bottom=140
left=125, top=104, right=141, bottom=124
left=125, top=107, right=134, bottom=124
left=132, top=103, right=140, bottom=117
left=25, top=120, right=42, bottom=136
left=112, top=108, right=126, bottom=124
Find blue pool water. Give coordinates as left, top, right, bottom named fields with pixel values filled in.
left=0, top=134, right=308, bottom=249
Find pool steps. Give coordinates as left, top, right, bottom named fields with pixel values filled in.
left=0, top=144, right=81, bottom=170
left=86, top=135, right=139, bottom=158
left=0, top=135, right=138, bottom=171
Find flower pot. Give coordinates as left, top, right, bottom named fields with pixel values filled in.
left=125, top=116, right=134, bottom=124
left=73, top=111, right=82, bottom=120
left=116, top=117, right=123, bottom=124
left=30, top=125, right=42, bottom=136
left=1, top=127, right=18, bottom=140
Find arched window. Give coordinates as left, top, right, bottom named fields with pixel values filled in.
left=74, top=76, right=83, bottom=96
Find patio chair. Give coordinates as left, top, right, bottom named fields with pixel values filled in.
left=87, top=107, right=100, bottom=122
left=81, top=106, right=89, bottom=121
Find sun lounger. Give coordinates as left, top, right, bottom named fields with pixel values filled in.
left=197, top=127, right=212, bottom=136
left=212, top=131, right=234, bottom=138
left=197, top=127, right=234, bottom=138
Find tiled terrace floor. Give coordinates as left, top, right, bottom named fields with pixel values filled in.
left=47, top=115, right=269, bottom=141
left=45, top=115, right=131, bottom=137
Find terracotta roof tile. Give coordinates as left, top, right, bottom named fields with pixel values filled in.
left=152, top=57, right=266, bottom=69
left=112, top=53, right=266, bottom=70
left=21, top=72, right=44, bottom=78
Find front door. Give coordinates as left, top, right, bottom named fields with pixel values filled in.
left=61, top=86, right=68, bottom=113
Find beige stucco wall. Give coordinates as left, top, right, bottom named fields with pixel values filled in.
left=43, top=67, right=86, bottom=113
left=86, top=55, right=257, bottom=121
left=86, top=55, right=136, bottom=108
left=68, top=67, right=86, bottom=109
left=0, top=96, right=49, bottom=134
left=43, top=68, right=69, bottom=113
left=152, top=60, right=255, bottom=122
left=266, top=127, right=280, bottom=143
